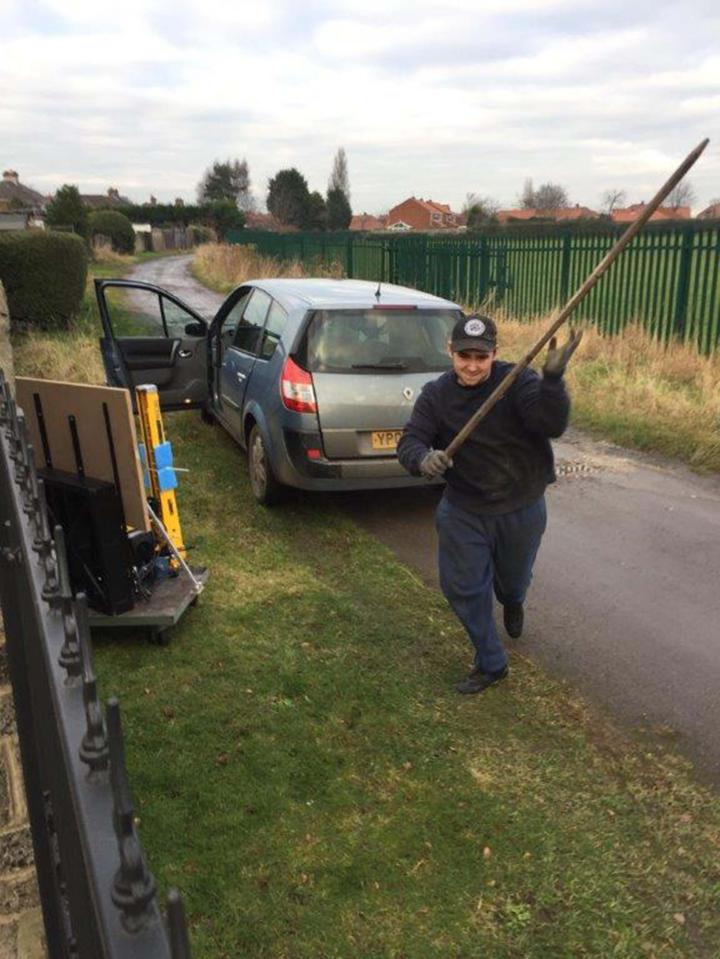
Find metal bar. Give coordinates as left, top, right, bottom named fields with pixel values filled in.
left=444, top=137, right=709, bottom=457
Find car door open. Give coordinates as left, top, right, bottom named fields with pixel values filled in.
left=95, top=279, right=209, bottom=410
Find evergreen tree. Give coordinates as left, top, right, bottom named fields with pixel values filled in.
left=463, top=193, right=499, bottom=230
left=305, top=191, right=328, bottom=231
left=197, top=159, right=254, bottom=210
left=326, top=186, right=352, bottom=230
left=202, top=200, right=245, bottom=240
left=45, top=185, right=88, bottom=236
left=266, top=168, right=311, bottom=228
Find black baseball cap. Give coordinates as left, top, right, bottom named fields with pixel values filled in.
left=450, top=314, right=497, bottom=353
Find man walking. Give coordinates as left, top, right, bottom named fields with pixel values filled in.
left=397, top=314, right=581, bottom=694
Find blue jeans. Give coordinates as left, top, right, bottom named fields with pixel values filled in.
left=435, top=495, right=547, bottom=673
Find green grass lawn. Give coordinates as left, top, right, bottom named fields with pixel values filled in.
left=93, top=415, right=720, bottom=959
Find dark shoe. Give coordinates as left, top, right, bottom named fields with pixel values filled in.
left=455, top=665, right=509, bottom=695
left=503, top=602, right=524, bottom=639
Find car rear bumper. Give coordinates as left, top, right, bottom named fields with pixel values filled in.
left=278, top=428, right=436, bottom=491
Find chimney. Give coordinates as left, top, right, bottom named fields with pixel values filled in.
left=2, top=170, right=19, bottom=185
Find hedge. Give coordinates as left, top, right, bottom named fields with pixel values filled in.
left=0, top=231, right=88, bottom=329
left=88, top=209, right=135, bottom=254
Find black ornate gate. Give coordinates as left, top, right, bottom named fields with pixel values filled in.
left=0, top=368, right=193, bottom=958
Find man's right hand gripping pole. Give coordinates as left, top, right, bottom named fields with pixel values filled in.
left=420, top=449, right=454, bottom=479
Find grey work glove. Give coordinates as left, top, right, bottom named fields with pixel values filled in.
left=419, top=449, right=453, bottom=478
left=542, top=328, right=583, bottom=379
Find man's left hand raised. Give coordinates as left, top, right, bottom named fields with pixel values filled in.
left=542, top=328, right=583, bottom=379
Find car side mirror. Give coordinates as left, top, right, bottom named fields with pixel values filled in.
left=184, top=321, right=205, bottom=337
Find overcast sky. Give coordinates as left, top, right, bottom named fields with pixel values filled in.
left=2, top=0, right=719, bottom=214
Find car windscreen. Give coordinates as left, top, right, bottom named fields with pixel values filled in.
left=302, top=308, right=461, bottom=373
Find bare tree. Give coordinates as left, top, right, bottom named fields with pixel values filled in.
left=533, top=182, right=569, bottom=209
left=520, top=178, right=535, bottom=209
left=328, top=147, right=350, bottom=202
left=601, top=189, right=626, bottom=215
left=667, top=180, right=695, bottom=209
left=519, top=179, right=569, bottom=210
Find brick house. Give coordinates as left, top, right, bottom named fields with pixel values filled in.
left=349, top=213, right=387, bottom=231
left=697, top=202, right=720, bottom=220
left=387, top=197, right=461, bottom=231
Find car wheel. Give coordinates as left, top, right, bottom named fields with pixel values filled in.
left=200, top=402, right=215, bottom=425
left=248, top=425, right=284, bottom=506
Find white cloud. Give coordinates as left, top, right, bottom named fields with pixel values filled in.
left=1, top=0, right=718, bottom=212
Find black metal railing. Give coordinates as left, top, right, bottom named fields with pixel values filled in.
left=0, top=367, right=193, bottom=958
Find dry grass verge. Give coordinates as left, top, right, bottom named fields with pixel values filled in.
left=494, top=313, right=720, bottom=471
left=191, top=242, right=343, bottom=293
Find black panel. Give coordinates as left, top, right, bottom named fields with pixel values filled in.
left=41, top=468, right=134, bottom=615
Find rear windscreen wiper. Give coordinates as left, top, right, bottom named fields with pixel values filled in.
left=351, top=362, right=408, bottom=370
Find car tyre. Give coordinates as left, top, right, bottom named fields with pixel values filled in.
left=248, top=425, right=284, bottom=506
left=200, top=402, right=215, bottom=425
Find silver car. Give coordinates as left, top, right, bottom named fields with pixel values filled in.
left=96, top=277, right=463, bottom=504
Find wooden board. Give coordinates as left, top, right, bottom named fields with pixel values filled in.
left=16, top=377, right=150, bottom=532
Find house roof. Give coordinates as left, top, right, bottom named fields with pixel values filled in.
left=244, top=211, right=288, bottom=231
left=498, top=205, right=599, bottom=224
left=610, top=203, right=691, bottom=223
left=81, top=189, right=132, bottom=209
left=349, top=213, right=386, bottom=231
left=697, top=202, right=720, bottom=220
left=0, top=171, right=46, bottom=210
left=389, top=196, right=457, bottom=216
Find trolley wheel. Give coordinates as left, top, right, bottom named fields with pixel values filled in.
left=147, top=627, right=170, bottom=646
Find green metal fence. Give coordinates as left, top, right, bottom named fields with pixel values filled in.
left=227, top=223, right=720, bottom=354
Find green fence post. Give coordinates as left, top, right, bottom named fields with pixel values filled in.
left=346, top=235, right=354, bottom=278
left=478, top=237, right=488, bottom=306
left=673, top=227, right=694, bottom=341
left=560, top=231, right=572, bottom=301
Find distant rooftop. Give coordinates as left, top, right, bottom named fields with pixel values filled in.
left=0, top=170, right=47, bottom=210
left=81, top=187, right=132, bottom=209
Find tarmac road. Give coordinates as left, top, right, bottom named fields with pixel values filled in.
left=130, top=254, right=720, bottom=783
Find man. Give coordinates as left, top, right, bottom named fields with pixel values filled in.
left=397, top=314, right=581, bottom=694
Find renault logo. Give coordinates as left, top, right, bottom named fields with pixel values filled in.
left=402, top=387, right=414, bottom=401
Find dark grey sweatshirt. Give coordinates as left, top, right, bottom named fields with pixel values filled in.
left=397, top=361, right=570, bottom=515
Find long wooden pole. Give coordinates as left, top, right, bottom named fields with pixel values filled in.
left=444, top=137, right=709, bottom=459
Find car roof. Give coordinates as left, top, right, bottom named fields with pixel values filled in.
left=240, top=277, right=461, bottom=313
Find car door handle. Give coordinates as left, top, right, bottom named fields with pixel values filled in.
left=236, top=372, right=246, bottom=381
left=178, top=349, right=192, bottom=358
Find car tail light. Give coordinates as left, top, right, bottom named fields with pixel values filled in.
left=281, top=357, right=317, bottom=413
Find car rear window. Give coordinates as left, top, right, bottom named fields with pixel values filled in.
left=303, top=309, right=461, bottom=373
